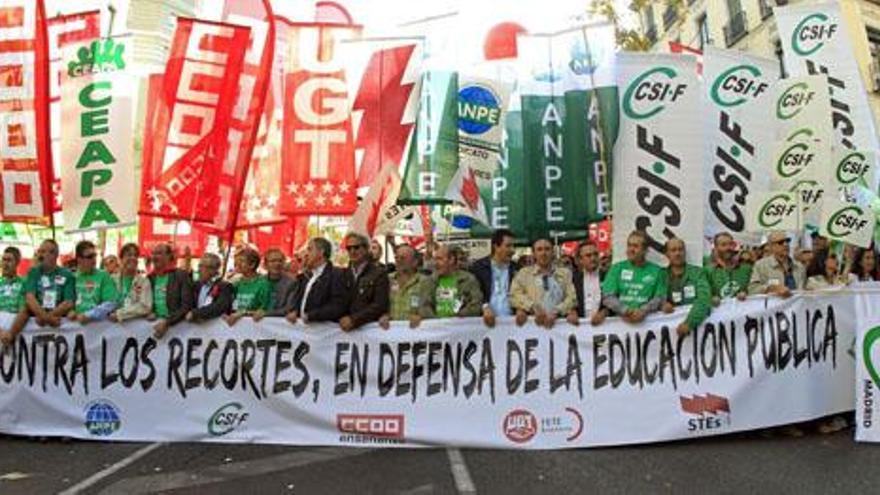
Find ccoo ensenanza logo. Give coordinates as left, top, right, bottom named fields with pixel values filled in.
left=759, top=193, right=793, bottom=228
left=863, top=326, right=880, bottom=389
left=826, top=205, right=868, bottom=238
left=792, top=12, right=837, bottom=56
left=837, top=151, right=869, bottom=185
left=622, top=66, right=680, bottom=120
left=457, top=85, right=501, bottom=135
left=710, top=64, right=763, bottom=107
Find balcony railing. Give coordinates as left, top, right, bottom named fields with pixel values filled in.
left=724, top=10, right=748, bottom=47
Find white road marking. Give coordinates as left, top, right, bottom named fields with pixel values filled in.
left=446, top=448, right=476, bottom=494
left=59, top=442, right=164, bottom=495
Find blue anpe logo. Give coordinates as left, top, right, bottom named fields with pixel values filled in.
left=458, top=85, right=501, bottom=135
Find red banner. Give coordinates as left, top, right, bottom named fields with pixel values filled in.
left=139, top=17, right=250, bottom=224
left=248, top=215, right=309, bottom=258
left=47, top=10, right=100, bottom=211
left=0, top=0, right=52, bottom=224
left=278, top=18, right=361, bottom=216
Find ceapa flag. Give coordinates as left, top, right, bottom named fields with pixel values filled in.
left=342, top=36, right=423, bottom=189
left=348, top=162, right=403, bottom=238
left=0, top=0, right=53, bottom=224
left=187, top=0, right=277, bottom=235
left=819, top=196, right=874, bottom=249
left=47, top=10, right=100, bottom=212
left=138, top=18, right=250, bottom=223
left=747, top=191, right=799, bottom=233
left=278, top=18, right=362, bottom=216
left=518, top=24, right=617, bottom=242
left=701, top=46, right=778, bottom=249
left=60, top=36, right=136, bottom=233
left=776, top=1, right=880, bottom=190
left=612, top=53, right=702, bottom=266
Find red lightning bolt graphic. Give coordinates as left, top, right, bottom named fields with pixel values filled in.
left=366, top=175, right=393, bottom=237
left=461, top=168, right=481, bottom=211
left=353, top=44, right=417, bottom=188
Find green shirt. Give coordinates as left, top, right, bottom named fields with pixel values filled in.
left=75, top=269, right=118, bottom=313
left=152, top=274, right=170, bottom=318
left=233, top=275, right=271, bottom=312
left=601, top=260, right=666, bottom=311
left=435, top=275, right=459, bottom=318
left=389, top=272, right=425, bottom=320
left=705, top=261, right=752, bottom=299
left=118, top=275, right=134, bottom=305
left=0, top=275, right=24, bottom=313
left=660, top=264, right=711, bottom=330
left=23, top=266, right=75, bottom=311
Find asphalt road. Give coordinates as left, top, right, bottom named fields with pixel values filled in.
left=0, top=426, right=877, bottom=494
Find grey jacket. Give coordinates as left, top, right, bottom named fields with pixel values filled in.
left=748, top=255, right=806, bottom=294
left=266, top=274, right=299, bottom=317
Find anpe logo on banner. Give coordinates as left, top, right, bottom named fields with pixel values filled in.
left=710, top=64, right=768, bottom=107
left=776, top=82, right=815, bottom=120
left=758, top=193, right=797, bottom=228
left=84, top=399, right=122, bottom=437
left=826, top=206, right=870, bottom=238
left=680, top=393, right=731, bottom=432
left=837, top=151, right=870, bottom=185
left=792, top=12, right=838, bottom=56
left=457, top=85, right=501, bottom=135
left=208, top=402, right=249, bottom=437
left=622, top=66, right=686, bottom=120
left=67, top=38, right=126, bottom=78
left=337, top=414, right=405, bottom=444
left=568, top=37, right=602, bottom=76
left=503, top=409, right=538, bottom=443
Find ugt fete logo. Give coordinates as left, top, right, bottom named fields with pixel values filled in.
left=502, top=408, right=584, bottom=444
left=337, top=414, right=405, bottom=445
left=680, top=393, right=731, bottom=432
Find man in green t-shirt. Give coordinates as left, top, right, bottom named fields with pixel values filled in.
left=593, top=230, right=666, bottom=325
left=0, top=246, right=26, bottom=345
left=413, top=245, right=483, bottom=327
left=69, top=240, right=118, bottom=324
left=704, top=232, right=751, bottom=305
left=659, top=238, right=711, bottom=336
left=225, top=248, right=271, bottom=326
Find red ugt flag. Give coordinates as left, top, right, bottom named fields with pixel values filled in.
left=139, top=18, right=250, bottom=224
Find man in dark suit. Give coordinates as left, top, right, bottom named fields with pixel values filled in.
left=286, top=237, right=349, bottom=324
left=468, top=229, right=518, bottom=327
left=573, top=241, right=602, bottom=319
left=187, top=253, right=233, bottom=322
left=148, top=243, right=194, bottom=339
left=340, top=233, right=389, bottom=331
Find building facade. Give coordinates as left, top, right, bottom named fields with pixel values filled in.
left=640, top=0, right=880, bottom=120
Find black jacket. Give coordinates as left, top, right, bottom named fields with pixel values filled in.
left=148, top=269, right=193, bottom=326
left=266, top=274, right=300, bottom=317
left=468, top=256, right=518, bottom=306
left=573, top=269, right=603, bottom=318
left=346, top=262, right=390, bottom=328
left=293, top=264, right=350, bottom=323
left=190, top=279, right=233, bottom=321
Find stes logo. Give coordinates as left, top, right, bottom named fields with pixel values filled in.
left=758, top=193, right=797, bottom=228
left=458, top=85, right=501, bottom=135
left=208, top=402, right=249, bottom=436
left=710, top=64, right=767, bottom=107
left=680, top=393, right=731, bottom=432
left=836, top=151, right=871, bottom=185
left=623, top=66, right=686, bottom=120
left=826, top=205, right=870, bottom=238
left=776, top=82, right=815, bottom=120
left=503, top=409, right=538, bottom=443
left=792, top=12, right=838, bottom=56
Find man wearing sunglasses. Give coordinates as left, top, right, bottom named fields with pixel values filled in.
left=339, top=233, right=389, bottom=331
left=69, top=240, right=118, bottom=324
left=748, top=231, right=805, bottom=297
left=510, top=237, right=578, bottom=329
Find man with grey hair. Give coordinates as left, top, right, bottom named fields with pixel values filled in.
left=187, top=253, right=233, bottom=322
left=287, top=237, right=349, bottom=324
left=339, top=233, right=389, bottom=331
left=254, top=248, right=299, bottom=321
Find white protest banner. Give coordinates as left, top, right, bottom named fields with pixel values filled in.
left=0, top=292, right=853, bottom=449
left=702, top=46, right=779, bottom=247
left=772, top=75, right=833, bottom=142
left=60, top=37, right=136, bottom=232
left=819, top=196, right=874, bottom=248
left=853, top=286, right=880, bottom=442
left=613, top=53, right=703, bottom=265
left=776, top=1, right=880, bottom=179
left=747, top=191, right=799, bottom=233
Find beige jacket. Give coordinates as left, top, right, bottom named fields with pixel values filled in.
left=113, top=273, right=153, bottom=322
left=748, top=256, right=806, bottom=295
left=510, top=265, right=576, bottom=315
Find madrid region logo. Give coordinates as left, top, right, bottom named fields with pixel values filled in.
left=680, top=393, right=731, bottom=432
left=84, top=399, right=122, bottom=437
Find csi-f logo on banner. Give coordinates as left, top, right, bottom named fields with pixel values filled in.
left=776, top=82, right=816, bottom=120
left=776, top=130, right=816, bottom=179
left=208, top=402, right=249, bottom=436
left=837, top=151, right=871, bottom=185
left=826, top=205, right=870, bottom=238
left=623, top=66, right=687, bottom=120
left=457, top=85, right=502, bottom=136
left=792, top=12, right=838, bottom=56
left=758, top=193, right=797, bottom=229
left=710, top=64, right=768, bottom=107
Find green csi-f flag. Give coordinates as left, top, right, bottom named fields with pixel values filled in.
left=514, top=24, right=618, bottom=241
left=399, top=71, right=459, bottom=204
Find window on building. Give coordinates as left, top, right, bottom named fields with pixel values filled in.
left=726, top=0, right=743, bottom=16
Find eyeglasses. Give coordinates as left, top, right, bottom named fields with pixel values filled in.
left=346, top=244, right=367, bottom=252
left=81, top=252, right=97, bottom=260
